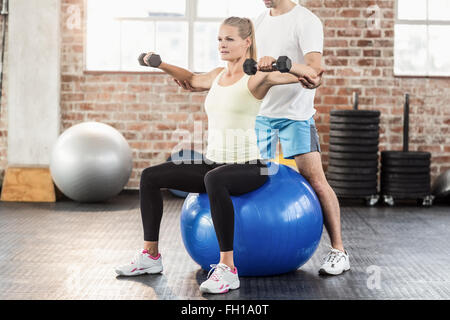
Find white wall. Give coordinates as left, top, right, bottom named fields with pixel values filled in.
left=7, top=0, right=60, bottom=166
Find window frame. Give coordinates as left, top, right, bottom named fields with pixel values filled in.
left=83, top=0, right=234, bottom=74
left=394, top=0, right=450, bottom=77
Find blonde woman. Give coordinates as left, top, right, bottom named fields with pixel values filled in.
left=115, top=17, right=321, bottom=294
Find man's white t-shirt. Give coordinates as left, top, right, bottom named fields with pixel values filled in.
left=254, top=4, right=324, bottom=121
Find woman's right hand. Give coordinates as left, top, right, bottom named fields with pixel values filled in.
left=143, top=52, right=155, bottom=64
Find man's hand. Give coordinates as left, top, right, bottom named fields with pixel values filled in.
left=299, top=67, right=324, bottom=89
left=173, top=79, right=204, bottom=92
left=302, top=52, right=324, bottom=89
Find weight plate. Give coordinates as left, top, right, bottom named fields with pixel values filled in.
left=329, top=158, right=378, bottom=168
left=330, top=137, right=379, bottom=146
left=380, top=191, right=430, bottom=198
left=333, top=187, right=378, bottom=196
left=381, top=180, right=430, bottom=189
left=330, top=144, right=379, bottom=153
left=381, top=172, right=430, bottom=181
left=330, top=116, right=380, bottom=125
left=381, top=166, right=430, bottom=174
left=330, top=130, right=379, bottom=138
left=327, top=172, right=378, bottom=182
left=381, top=158, right=430, bottom=167
left=330, top=110, right=381, bottom=117
left=330, top=123, right=379, bottom=131
left=381, top=151, right=431, bottom=160
left=329, top=180, right=377, bottom=188
left=328, top=166, right=378, bottom=174
left=329, top=151, right=379, bottom=160
left=381, top=186, right=431, bottom=194
left=380, top=177, right=431, bottom=186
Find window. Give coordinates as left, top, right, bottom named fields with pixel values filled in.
left=86, top=0, right=266, bottom=72
left=395, top=0, right=450, bottom=76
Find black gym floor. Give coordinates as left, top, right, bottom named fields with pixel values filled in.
left=0, top=191, right=449, bottom=300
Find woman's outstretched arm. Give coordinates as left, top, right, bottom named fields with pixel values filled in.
left=257, top=56, right=323, bottom=87
left=143, top=53, right=223, bottom=91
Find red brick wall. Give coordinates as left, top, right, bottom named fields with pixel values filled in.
left=0, top=0, right=449, bottom=189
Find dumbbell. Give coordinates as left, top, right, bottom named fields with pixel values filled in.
left=243, top=56, right=292, bottom=75
left=138, top=53, right=162, bottom=68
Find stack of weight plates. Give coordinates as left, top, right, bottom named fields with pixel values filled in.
left=327, top=110, right=380, bottom=200
left=380, top=151, right=431, bottom=201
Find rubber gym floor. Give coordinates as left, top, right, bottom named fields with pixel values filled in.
left=0, top=190, right=448, bottom=300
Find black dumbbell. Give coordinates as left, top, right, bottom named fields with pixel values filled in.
left=243, top=56, right=292, bottom=75
left=138, top=53, right=162, bottom=68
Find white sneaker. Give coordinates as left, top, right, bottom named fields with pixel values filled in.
left=115, top=249, right=163, bottom=276
left=199, top=263, right=240, bottom=294
left=319, top=248, right=350, bottom=275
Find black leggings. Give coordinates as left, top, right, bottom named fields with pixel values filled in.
left=140, top=158, right=268, bottom=252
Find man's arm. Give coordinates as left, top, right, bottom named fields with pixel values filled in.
left=301, top=52, right=324, bottom=89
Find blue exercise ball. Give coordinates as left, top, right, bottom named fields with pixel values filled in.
left=180, top=163, right=323, bottom=276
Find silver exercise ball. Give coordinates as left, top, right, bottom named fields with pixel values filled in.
left=50, top=122, right=133, bottom=203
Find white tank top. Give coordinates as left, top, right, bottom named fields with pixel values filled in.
left=204, top=69, right=263, bottom=163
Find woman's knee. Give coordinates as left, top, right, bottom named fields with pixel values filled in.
left=203, top=170, right=222, bottom=191
left=140, top=166, right=160, bottom=188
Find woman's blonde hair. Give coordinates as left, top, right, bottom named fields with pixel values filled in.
left=222, top=17, right=257, bottom=60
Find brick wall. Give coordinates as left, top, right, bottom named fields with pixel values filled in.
left=0, top=0, right=449, bottom=189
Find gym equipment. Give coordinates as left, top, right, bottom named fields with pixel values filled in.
left=329, top=137, right=379, bottom=146
left=329, top=144, right=379, bottom=153
left=243, top=56, right=292, bottom=75
left=327, top=172, right=378, bottom=182
left=50, top=122, right=132, bottom=203
left=138, top=52, right=162, bottom=68
left=380, top=94, right=433, bottom=207
left=180, top=163, right=323, bottom=277
left=166, top=149, right=204, bottom=198
left=432, top=170, right=450, bottom=200
left=329, top=151, right=378, bottom=160
left=330, top=123, right=380, bottom=131
left=329, top=159, right=378, bottom=168
left=327, top=93, right=380, bottom=206
left=328, top=166, right=377, bottom=175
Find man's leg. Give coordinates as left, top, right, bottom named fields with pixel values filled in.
left=294, top=151, right=344, bottom=252
left=279, top=117, right=350, bottom=275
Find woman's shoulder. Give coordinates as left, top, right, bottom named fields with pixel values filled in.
left=209, top=67, right=226, bottom=82
left=212, top=67, right=226, bottom=76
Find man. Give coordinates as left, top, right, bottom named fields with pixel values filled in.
left=254, top=0, right=349, bottom=276
left=175, top=0, right=349, bottom=276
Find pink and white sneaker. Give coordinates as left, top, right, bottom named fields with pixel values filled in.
left=199, top=263, right=240, bottom=294
left=115, top=249, right=163, bottom=276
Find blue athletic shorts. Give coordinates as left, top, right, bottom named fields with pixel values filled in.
left=255, top=116, right=321, bottom=160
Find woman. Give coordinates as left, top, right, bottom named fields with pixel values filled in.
left=115, top=17, right=321, bottom=294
